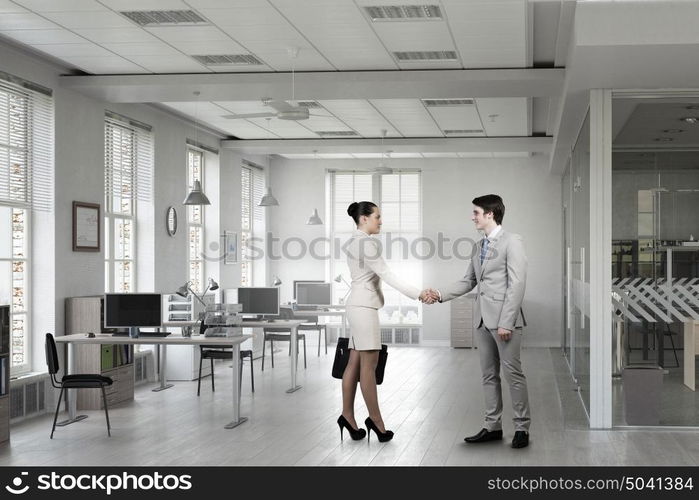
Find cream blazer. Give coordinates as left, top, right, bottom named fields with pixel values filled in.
left=345, top=229, right=420, bottom=309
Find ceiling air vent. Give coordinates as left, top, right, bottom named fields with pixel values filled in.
left=443, top=129, right=483, bottom=135
left=422, top=98, right=474, bottom=107
left=365, top=5, right=442, bottom=21
left=192, top=54, right=263, bottom=66
left=393, top=51, right=458, bottom=62
left=295, top=101, right=323, bottom=109
left=121, top=10, right=208, bottom=26
left=316, top=131, right=359, bottom=137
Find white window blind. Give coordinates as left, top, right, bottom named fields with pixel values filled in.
left=329, top=170, right=422, bottom=326
left=104, top=113, right=153, bottom=293
left=104, top=114, right=153, bottom=205
left=187, top=148, right=204, bottom=293
left=241, top=162, right=265, bottom=286
left=0, top=80, right=53, bottom=211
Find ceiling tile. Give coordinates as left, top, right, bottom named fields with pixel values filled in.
left=41, top=11, right=134, bottom=29
left=65, top=55, right=149, bottom=73
left=31, top=42, right=114, bottom=58
left=426, top=105, right=484, bottom=134
left=145, top=25, right=230, bottom=43
left=0, top=28, right=86, bottom=44
left=216, top=101, right=273, bottom=114
left=186, top=0, right=262, bottom=8
left=248, top=118, right=319, bottom=138
left=99, top=0, right=191, bottom=10
left=371, top=21, right=457, bottom=53
left=370, top=99, right=443, bottom=137
left=165, top=39, right=248, bottom=54
left=13, top=0, right=108, bottom=11
left=0, top=13, right=59, bottom=30
left=75, top=28, right=158, bottom=43
left=127, top=54, right=211, bottom=72
left=319, top=100, right=401, bottom=138
left=0, top=1, right=28, bottom=13
left=476, top=98, right=529, bottom=136
left=102, top=41, right=182, bottom=56
left=198, top=6, right=289, bottom=26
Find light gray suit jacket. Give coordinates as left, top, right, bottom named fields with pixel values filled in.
left=345, top=230, right=421, bottom=309
left=439, top=228, right=527, bottom=331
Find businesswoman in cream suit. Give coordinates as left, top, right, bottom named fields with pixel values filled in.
left=337, top=201, right=431, bottom=443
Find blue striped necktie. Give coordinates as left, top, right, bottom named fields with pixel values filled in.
left=480, top=238, right=489, bottom=265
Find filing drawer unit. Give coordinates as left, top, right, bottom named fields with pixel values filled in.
left=450, top=294, right=475, bottom=348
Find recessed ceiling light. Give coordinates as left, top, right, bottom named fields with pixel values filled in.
left=662, top=129, right=684, bottom=133
left=681, top=117, right=699, bottom=124
left=654, top=137, right=674, bottom=142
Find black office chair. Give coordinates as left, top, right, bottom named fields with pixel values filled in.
left=261, top=307, right=307, bottom=371
left=45, top=333, right=113, bottom=439
left=296, top=315, right=327, bottom=356
left=197, top=347, right=254, bottom=395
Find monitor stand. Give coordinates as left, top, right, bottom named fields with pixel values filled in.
left=129, top=327, right=140, bottom=338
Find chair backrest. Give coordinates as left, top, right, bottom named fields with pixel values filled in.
left=45, top=333, right=60, bottom=375
left=279, top=307, right=294, bottom=320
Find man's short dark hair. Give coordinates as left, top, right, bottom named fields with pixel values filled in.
left=472, top=194, right=505, bottom=225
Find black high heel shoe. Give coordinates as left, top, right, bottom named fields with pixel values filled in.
left=337, top=415, right=366, bottom=441
left=365, top=417, right=394, bottom=443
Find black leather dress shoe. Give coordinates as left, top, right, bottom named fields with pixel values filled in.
left=511, top=431, right=529, bottom=449
left=464, top=428, right=503, bottom=443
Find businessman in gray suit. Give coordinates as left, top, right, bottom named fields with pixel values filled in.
left=424, top=194, right=530, bottom=448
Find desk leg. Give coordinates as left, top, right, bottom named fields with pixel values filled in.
left=342, top=313, right=347, bottom=339
left=225, top=343, right=248, bottom=429
left=684, top=321, right=696, bottom=391
left=55, top=342, right=88, bottom=427
left=286, top=326, right=302, bottom=393
left=152, top=344, right=174, bottom=392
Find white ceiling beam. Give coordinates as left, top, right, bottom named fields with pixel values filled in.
left=59, top=68, right=564, bottom=103
left=221, top=136, right=551, bottom=155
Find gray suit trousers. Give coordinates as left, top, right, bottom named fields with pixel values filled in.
left=477, top=324, right=531, bottom=432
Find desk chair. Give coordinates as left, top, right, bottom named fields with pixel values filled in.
left=197, top=346, right=254, bottom=395
left=261, top=307, right=307, bottom=371
left=296, top=315, right=327, bottom=356
left=45, top=333, right=113, bottom=439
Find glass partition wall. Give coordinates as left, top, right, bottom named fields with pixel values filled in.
left=563, top=111, right=592, bottom=416
left=612, top=95, right=699, bottom=427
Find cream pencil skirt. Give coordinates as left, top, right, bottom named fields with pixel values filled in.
left=346, top=305, right=381, bottom=351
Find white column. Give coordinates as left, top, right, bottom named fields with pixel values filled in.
left=589, top=89, right=613, bottom=429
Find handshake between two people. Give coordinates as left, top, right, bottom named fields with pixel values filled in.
left=418, top=288, right=440, bottom=305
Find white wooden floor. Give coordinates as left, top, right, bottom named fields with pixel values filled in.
left=2, top=347, right=698, bottom=466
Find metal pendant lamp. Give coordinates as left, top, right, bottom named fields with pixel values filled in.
left=183, top=91, right=211, bottom=206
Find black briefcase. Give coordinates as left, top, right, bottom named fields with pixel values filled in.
left=331, top=338, right=388, bottom=385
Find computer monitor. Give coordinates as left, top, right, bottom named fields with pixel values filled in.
left=292, top=280, right=323, bottom=300
left=296, top=282, right=332, bottom=307
left=104, top=293, right=162, bottom=336
left=236, top=287, right=280, bottom=316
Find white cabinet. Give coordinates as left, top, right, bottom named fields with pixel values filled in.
left=451, top=294, right=476, bottom=348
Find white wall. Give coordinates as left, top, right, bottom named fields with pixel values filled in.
left=0, top=40, right=240, bottom=372
left=269, top=156, right=564, bottom=347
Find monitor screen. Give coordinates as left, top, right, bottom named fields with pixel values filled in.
left=104, top=294, right=162, bottom=328
left=236, top=287, right=279, bottom=315
left=296, top=282, right=332, bottom=306
left=292, top=280, right=323, bottom=299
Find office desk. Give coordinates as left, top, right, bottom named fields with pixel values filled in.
left=682, top=321, right=699, bottom=391
left=55, top=333, right=252, bottom=429
left=292, top=308, right=347, bottom=339
left=239, top=320, right=306, bottom=393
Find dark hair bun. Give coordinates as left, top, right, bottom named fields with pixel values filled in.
left=347, top=201, right=377, bottom=225
left=347, top=202, right=359, bottom=218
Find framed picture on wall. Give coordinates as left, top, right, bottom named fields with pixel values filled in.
left=223, top=231, right=238, bottom=264
left=72, top=201, right=100, bottom=252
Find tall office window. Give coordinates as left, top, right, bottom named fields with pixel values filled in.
left=0, top=77, right=53, bottom=373
left=240, top=163, right=265, bottom=286
left=187, top=148, right=205, bottom=292
left=104, top=114, right=153, bottom=293
left=329, top=171, right=422, bottom=325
